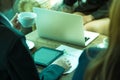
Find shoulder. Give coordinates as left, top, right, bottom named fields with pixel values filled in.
left=72, top=47, right=104, bottom=80
left=0, top=22, right=24, bottom=43
left=84, top=47, right=103, bottom=54
left=0, top=13, right=24, bottom=39
left=80, top=47, right=105, bottom=59
left=0, top=13, right=25, bottom=53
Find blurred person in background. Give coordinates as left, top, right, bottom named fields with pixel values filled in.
left=52, top=0, right=111, bottom=35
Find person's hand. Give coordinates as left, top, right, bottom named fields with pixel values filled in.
left=11, top=13, right=21, bottom=30
left=84, top=18, right=110, bottom=35
left=83, top=15, right=94, bottom=24
left=52, top=56, right=71, bottom=72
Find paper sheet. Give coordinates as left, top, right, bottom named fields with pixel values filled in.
left=56, top=45, right=83, bottom=74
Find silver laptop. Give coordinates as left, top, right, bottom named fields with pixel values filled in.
left=33, top=7, right=99, bottom=47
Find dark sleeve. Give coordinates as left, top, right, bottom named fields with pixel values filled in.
left=91, top=1, right=110, bottom=19
left=39, top=64, right=65, bottom=80
left=63, top=0, right=78, bottom=6
left=72, top=47, right=102, bottom=80
left=7, top=37, right=40, bottom=80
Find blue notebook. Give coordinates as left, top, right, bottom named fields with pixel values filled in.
left=34, top=47, right=63, bottom=67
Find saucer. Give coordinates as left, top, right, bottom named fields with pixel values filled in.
left=26, top=40, right=35, bottom=49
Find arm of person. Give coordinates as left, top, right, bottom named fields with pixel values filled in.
left=39, top=64, right=65, bottom=80
left=8, top=37, right=40, bottom=80
left=91, top=1, right=110, bottom=19
left=83, top=1, right=110, bottom=24
left=84, top=18, right=110, bottom=35
left=83, top=15, right=94, bottom=24
left=72, top=47, right=104, bottom=80
left=7, top=33, right=70, bottom=80
left=39, top=57, right=71, bottom=80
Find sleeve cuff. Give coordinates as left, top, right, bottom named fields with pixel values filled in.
left=39, top=64, right=65, bottom=80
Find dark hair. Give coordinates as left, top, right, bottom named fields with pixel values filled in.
left=84, top=0, right=120, bottom=80
left=0, top=0, right=15, bottom=12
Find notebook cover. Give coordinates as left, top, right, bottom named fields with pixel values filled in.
left=34, top=47, right=63, bottom=67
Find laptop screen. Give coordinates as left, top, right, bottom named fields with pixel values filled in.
left=33, top=7, right=99, bottom=47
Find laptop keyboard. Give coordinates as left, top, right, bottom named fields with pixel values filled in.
left=85, top=37, right=90, bottom=42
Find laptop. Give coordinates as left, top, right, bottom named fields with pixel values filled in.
left=33, top=7, right=99, bottom=47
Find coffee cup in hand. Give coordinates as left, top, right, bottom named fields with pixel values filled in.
left=18, top=12, right=37, bottom=28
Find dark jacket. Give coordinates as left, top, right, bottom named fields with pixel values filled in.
left=72, top=47, right=105, bottom=80
left=0, top=13, right=64, bottom=80
left=63, top=0, right=111, bottom=19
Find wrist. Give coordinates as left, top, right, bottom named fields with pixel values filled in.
left=83, top=15, right=94, bottom=24
left=88, top=15, right=94, bottom=21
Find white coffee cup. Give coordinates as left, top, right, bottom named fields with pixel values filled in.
left=97, top=37, right=109, bottom=48
left=18, top=12, right=37, bottom=28
left=103, top=37, right=109, bottom=47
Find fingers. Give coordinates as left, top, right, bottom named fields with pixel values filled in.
left=15, top=21, right=21, bottom=30
left=11, top=13, right=22, bottom=30
left=11, top=13, right=18, bottom=23
left=64, top=58, right=71, bottom=67
left=83, top=15, right=94, bottom=24
left=52, top=57, right=71, bottom=72
left=63, top=58, right=71, bottom=71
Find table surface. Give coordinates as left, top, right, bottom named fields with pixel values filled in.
left=26, top=30, right=107, bottom=80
